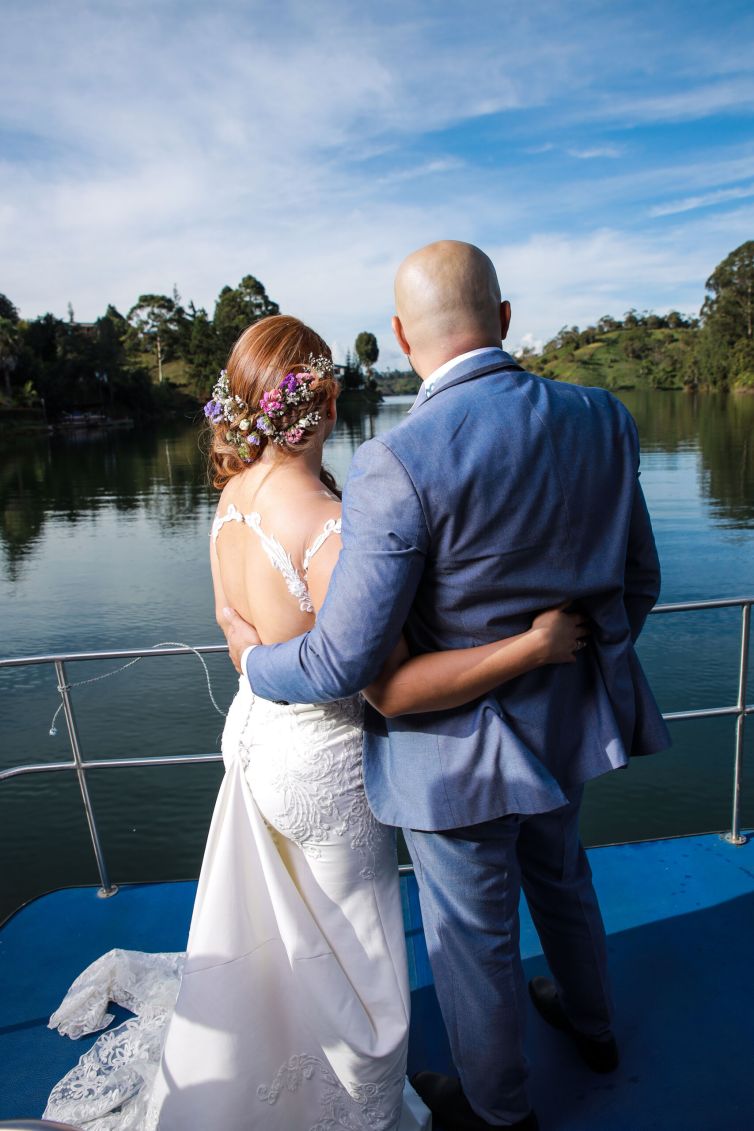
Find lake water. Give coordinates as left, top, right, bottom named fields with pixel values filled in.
left=1, top=390, right=753, bottom=921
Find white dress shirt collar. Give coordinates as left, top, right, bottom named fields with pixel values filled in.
left=423, top=346, right=504, bottom=397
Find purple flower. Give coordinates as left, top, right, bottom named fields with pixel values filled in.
left=204, top=400, right=223, bottom=423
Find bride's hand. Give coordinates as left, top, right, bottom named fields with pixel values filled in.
left=528, top=604, right=590, bottom=665
left=223, top=607, right=262, bottom=673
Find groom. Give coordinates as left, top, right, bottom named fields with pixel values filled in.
left=224, top=241, right=669, bottom=1129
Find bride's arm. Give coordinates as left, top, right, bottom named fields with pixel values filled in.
left=210, top=533, right=231, bottom=630
left=362, top=607, right=589, bottom=717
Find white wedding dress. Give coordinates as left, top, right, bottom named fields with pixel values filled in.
left=44, top=506, right=431, bottom=1131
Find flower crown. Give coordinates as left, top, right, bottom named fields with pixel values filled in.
left=204, top=355, right=333, bottom=462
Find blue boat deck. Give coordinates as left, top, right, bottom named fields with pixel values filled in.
left=2, top=831, right=753, bottom=1130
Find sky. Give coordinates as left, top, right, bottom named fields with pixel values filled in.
left=2, top=0, right=754, bottom=366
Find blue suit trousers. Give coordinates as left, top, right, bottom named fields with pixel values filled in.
left=403, top=787, right=612, bottom=1124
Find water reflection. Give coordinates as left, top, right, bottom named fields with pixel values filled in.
left=325, top=397, right=412, bottom=484
left=619, top=390, right=754, bottom=526
left=0, top=423, right=215, bottom=578
left=2, top=391, right=752, bottom=581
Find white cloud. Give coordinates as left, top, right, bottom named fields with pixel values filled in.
left=514, top=332, right=543, bottom=356
left=491, top=214, right=754, bottom=354
left=650, top=182, right=754, bottom=217
left=595, top=78, right=754, bottom=127
left=567, top=146, right=622, bottom=159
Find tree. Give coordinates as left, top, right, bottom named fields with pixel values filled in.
left=341, top=350, right=362, bottom=390
left=685, top=326, right=730, bottom=389
left=92, top=306, right=130, bottom=399
left=354, top=331, right=379, bottom=375
left=0, top=317, right=20, bottom=397
left=597, top=315, right=620, bottom=333
left=127, top=294, right=179, bottom=383
left=666, top=311, right=688, bottom=330
left=188, top=309, right=219, bottom=393
left=701, top=240, right=754, bottom=346
left=621, top=328, right=650, bottom=361
left=213, top=275, right=279, bottom=363
left=0, top=294, right=19, bottom=323
left=730, top=338, right=754, bottom=388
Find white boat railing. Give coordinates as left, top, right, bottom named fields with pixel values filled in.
left=0, top=597, right=751, bottom=898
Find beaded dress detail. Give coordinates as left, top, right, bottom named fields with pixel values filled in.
left=45, top=506, right=429, bottom=1131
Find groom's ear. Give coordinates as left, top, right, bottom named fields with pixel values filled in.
left=392, top=314, right=411, bottom=356
left=500, top=300, right=512, bottom=341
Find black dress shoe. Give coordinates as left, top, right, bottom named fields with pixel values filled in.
left=528, top=976, right=619, bottom=1073
left=410, top=1071, right=539, bottom=1130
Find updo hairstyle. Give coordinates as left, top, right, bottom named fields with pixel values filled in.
left=207, top=315, right=340, bottom=492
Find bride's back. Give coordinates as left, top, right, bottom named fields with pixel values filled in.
left=212, top=461, right=341, bottom=644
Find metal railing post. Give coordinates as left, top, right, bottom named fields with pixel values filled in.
left=54, top=659, right=118, bottom=897
left=722, top=602, right=751, bottom=846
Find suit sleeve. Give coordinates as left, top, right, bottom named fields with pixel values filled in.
left=623, top=418, right=661, bottom=641
left=246, top=438, right=429, bottom=702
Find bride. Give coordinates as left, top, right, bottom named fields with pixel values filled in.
left=44, top=315, right=589, bottom=1131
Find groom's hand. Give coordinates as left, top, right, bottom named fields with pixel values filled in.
left=223, top=607, right=261, bottom=674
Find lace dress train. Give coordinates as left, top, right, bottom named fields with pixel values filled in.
left=45, top=679, right=430, bottom=1131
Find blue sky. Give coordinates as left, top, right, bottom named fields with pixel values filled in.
left=2, top=0, right=754, bottom=364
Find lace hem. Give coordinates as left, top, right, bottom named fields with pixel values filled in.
left=258, top=1053, right=404, bottom=1131
left=44, top=950, right=184, bottom=1130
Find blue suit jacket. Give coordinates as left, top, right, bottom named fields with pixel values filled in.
left=247, top=349, right=670, bottom=831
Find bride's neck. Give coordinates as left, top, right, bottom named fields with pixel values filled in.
left=255, top=436, right=325, bottom=485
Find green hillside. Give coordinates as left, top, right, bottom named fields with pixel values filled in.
left=526, top=241, right=754, bottom=392
left=529, top=322, right=700, bottom=391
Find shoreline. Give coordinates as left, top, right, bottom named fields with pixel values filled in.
left=2, top=381, right=752, bottom=442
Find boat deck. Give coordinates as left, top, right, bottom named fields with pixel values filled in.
left=2, top=831, right=753, bottom=1130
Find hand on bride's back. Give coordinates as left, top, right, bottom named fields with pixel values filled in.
left=529, top=604, right=590, bottom=665
left=223, top=607, right=262, bottom=673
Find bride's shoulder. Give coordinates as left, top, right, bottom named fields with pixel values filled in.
left=221, top=472, right=341, bottom=549
left=215, top=481, right=242, bottom=518
left=281, top=491, right=342, bottom=547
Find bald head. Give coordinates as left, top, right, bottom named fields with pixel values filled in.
left=392, top=241, right=509, bottom=376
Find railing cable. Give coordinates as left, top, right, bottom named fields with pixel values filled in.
left=48, top=641, right=226, bottom=736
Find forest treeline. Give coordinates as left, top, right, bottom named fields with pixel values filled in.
left=0, top=277, right=403, bottom=417
left=0, top=276, right=285, bottom=417
left=0, top=241, right=752, bottom=419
